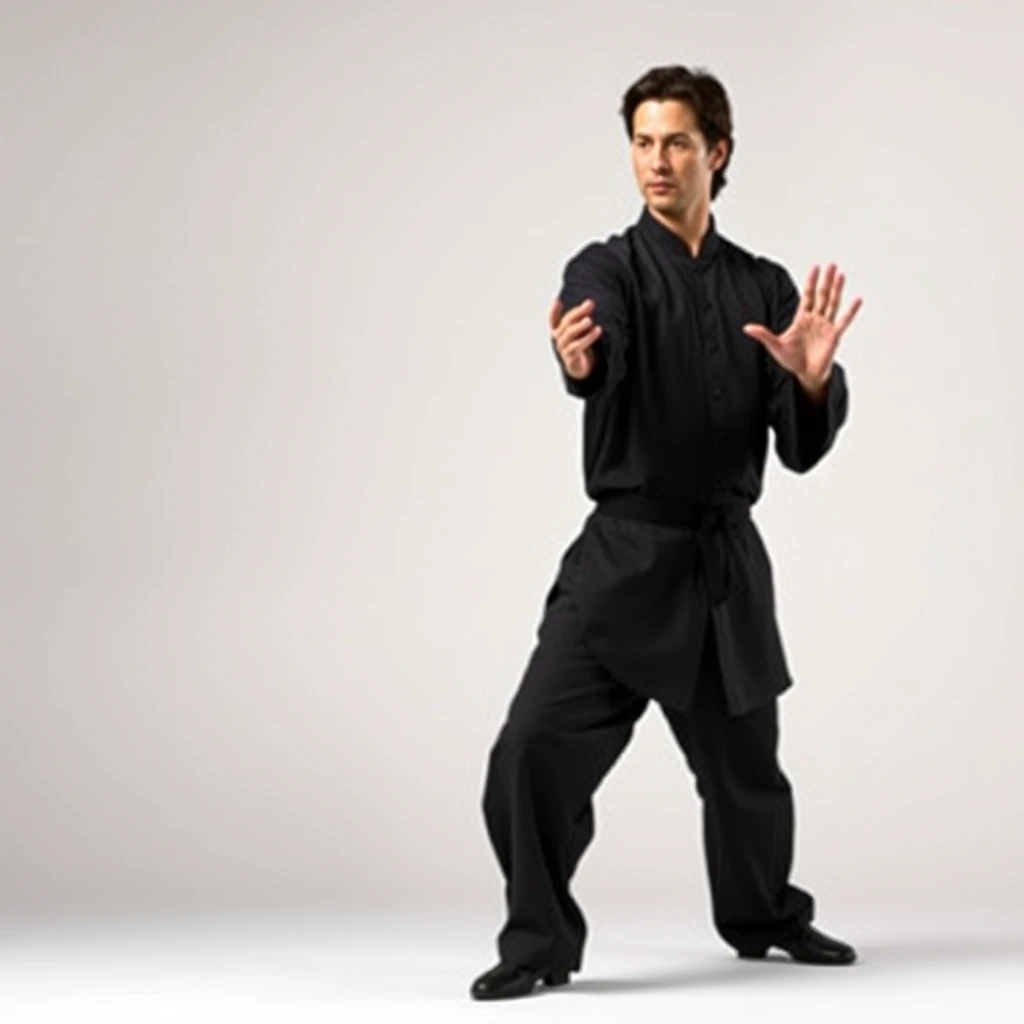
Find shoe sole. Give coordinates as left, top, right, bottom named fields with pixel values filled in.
left=738, top=948, right=856, bottom=965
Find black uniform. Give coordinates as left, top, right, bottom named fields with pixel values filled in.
left=481, top=205, right=849, bottom=975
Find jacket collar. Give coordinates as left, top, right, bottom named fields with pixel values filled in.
left=637, top=205, right=721, bottom=266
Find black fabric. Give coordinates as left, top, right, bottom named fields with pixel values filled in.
left=549, top=206, right=849, bottom=714
left=482, top=588, right=814, bottom=972
left=594, top=492, right=752, bottom=606
left=478, top=207, right=844, bottom=971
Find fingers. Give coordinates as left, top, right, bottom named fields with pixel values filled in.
left=802, top=262, right=841, bottom=317
left=553, top=297, right=600, bottom=379
left=835, top=296, right=864, bottom=337
left=552, top=297, right=600, bottom=360
left=549, top=296, right=593, bottom=331
left=807, top=262, right=859, bottom=324
left=801, top=265, right=819, bottom=314
left=550, top=297, right=593, bottom=336
left=825, top=271, right=845, bottom=321
left=816, top=262, right=862, bottom=335
left=569, top=297, right=594, bottom=323
left=815, top=264, right=836, bottom=316
left=561, top=325, right=602, bottom=365
left=551, top=296, right=592, bottom=320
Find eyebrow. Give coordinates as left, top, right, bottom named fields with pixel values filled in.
left=633, top=131, right=692, bottom=141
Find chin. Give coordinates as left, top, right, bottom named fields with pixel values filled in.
left=649, top=194, right=680, bottom=211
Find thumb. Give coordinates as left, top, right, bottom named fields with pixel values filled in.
left=743, top=324, right=786, bottom=364
left=742, top=323, right=774, bottom=346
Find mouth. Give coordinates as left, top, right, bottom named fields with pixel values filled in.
left=648, top=182, right=674, bottom=191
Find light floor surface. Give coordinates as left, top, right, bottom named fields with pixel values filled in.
left=1, top=908, right=1022, bottom=1023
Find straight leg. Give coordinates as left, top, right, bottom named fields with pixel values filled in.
left=660, top=622, right=815, bottom=954
left=482, top=588, right=648, bottom=973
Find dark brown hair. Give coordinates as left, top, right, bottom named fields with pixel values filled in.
left=620, top=65, right=734, bottom=200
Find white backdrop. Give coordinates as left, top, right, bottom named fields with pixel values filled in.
left=4, top=0, right=1023, bottom=921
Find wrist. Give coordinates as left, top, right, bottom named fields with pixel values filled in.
left=796, top=370, right=830, bottom=404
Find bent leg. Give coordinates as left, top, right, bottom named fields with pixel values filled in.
left=482, top=590, right=647, bottom=973
left=660, top=623, right=814, bottom=953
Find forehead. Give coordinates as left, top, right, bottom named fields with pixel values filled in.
left=632, top=98, right=701, bottom=137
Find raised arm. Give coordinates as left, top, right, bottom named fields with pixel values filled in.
left=746, top=260, right=860, bottom=473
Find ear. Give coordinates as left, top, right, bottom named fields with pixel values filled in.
left=711, top=137, right=730, bottom=172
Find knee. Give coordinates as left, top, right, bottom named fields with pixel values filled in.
left=482, top=718, right=560, bottom=813
left=694, top=757, right=791, bottom=804
left=495, top=715, right=560, bottom=762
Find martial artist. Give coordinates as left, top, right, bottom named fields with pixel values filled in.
left=471, top=63, right=863, bottom=1002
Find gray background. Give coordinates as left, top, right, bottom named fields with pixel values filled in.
left=4, top=0, right=1023, bottom=922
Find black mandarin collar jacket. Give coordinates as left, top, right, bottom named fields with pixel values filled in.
left=546, top=206, right=849, bottom=715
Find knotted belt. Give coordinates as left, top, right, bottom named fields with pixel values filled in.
left=593, top=492, right=752, bottom=606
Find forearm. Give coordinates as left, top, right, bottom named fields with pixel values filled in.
left=770, top=363, right=848, bottom=472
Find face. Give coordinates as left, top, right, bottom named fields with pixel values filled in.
left=629, top=98, right=728, bottom=215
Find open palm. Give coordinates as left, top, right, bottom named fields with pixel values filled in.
left=743, top=263, right=863, bottom=385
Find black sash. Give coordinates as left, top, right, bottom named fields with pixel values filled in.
left=593, top=493, right=751, bottom=606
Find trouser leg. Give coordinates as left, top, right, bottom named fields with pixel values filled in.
left=660, top=622, right=815, bottom=953
left=481, top=591, right=648, bottom=973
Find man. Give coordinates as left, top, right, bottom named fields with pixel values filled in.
left=471, top=64, right=863, bottom=1002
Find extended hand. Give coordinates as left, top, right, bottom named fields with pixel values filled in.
left=742, top=264, right=863, bottom=388
left=550, top=296, right=602, bottom=380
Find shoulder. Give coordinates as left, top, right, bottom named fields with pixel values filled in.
left=718, top=234, right=792, bottom=294
left=563, top=225, right=633, bottom=280
left=719, top=234, right=800, bottom=333
left=561, top=226, right=630, bottom=294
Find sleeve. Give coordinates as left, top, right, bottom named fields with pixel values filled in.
left=762, top=261, right=850, bottom=473
left=552, top=242, right=631, bottom=400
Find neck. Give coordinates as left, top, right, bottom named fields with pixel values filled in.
left=646, top=201, right=711, bottom=258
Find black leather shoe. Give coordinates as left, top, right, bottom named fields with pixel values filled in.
left=469, top=960, right=571, bottom=1000
left=738, top=923, right=856, bottom=965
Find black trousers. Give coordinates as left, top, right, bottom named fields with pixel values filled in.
left=481, top=587, right=814, bottom=974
